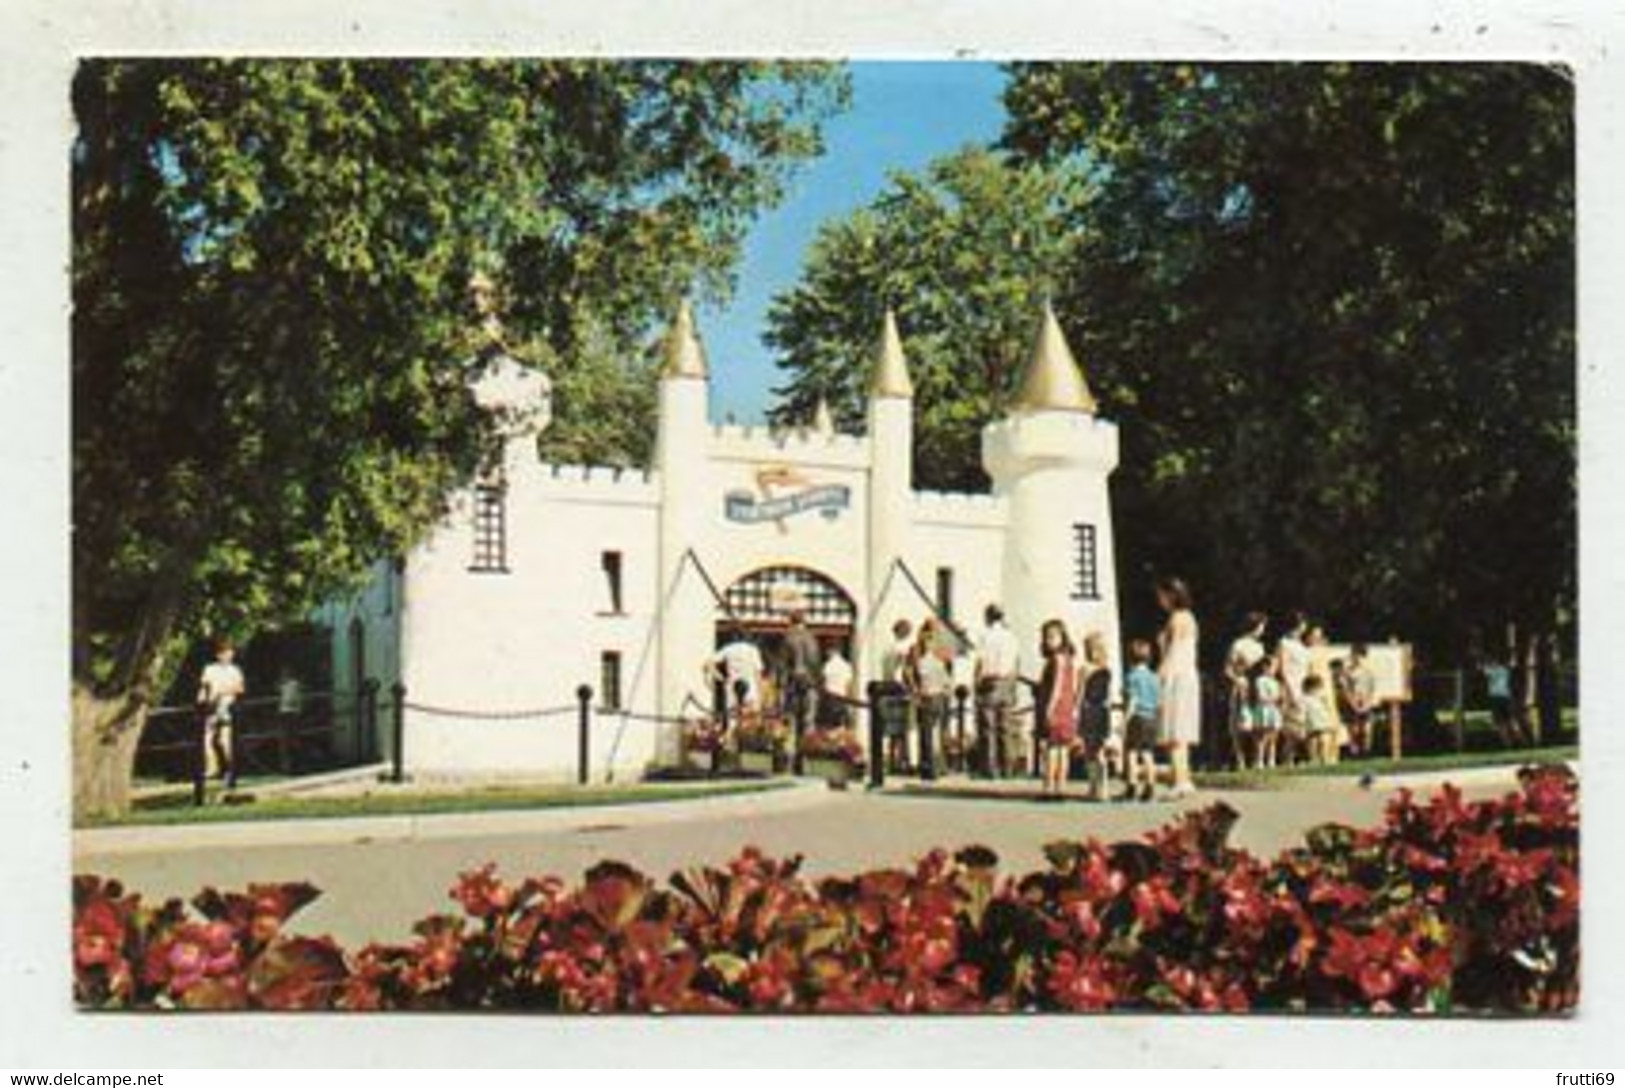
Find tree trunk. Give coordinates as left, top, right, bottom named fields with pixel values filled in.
left=1536, top=629, right=1564, bottom=744
left=72, top=684, right=151, bottom=822
left=1514, top=624, right=1541, bottom=747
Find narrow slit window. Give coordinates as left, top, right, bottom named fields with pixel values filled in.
left=599, top=651, right=623, bottom=711
left=1071, top=523, right=1100, bottom=601
left=602, top=550, right=624, bottom=613
left=935, top=566, right=955, bottom=622
left=471, top=485, right=508, bottom=572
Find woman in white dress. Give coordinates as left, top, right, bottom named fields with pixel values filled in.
left=1156, top=577, right=1202, bottom=798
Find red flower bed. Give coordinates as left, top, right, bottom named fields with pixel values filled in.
left=74, top=766, right=1578, bottom=1013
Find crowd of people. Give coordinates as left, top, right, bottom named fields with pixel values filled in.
left=701, top=577, right=1266, bottom=801
left=1220, top=611, right=1382, bottom=771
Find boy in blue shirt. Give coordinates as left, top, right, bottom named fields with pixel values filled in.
left=1122, top=639, right=1160, bottom=801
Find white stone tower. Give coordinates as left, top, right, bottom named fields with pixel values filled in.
left=865, top=308, right=915, bottom=682
left=654, top=301, right=712, bottom=742
left=982, top=303, right=1122, bottom=680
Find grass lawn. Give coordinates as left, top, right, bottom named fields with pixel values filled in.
left=1195, top=744, right=1577, bottom=791
left=84, top=778, right=795, bottom=829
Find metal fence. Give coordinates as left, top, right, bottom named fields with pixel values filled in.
left=141, top=662, right=1578, bottom=801
left=135, top=686, right=375, bottom=790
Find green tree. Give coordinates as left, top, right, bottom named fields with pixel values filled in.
left=73, top=58, right=847, bottom=817
left=1001, top=63, right=1574, bottom=663
left=765, top=147, right=1091, bottom=491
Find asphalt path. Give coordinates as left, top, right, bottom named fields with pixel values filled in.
left=73, top=774, right=1519, bottom=947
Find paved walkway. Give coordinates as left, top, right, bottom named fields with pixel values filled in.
left=72, top=769, right=1526, bottom=947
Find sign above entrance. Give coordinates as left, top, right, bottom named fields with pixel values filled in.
left=724, top=483, right=851, bottom=524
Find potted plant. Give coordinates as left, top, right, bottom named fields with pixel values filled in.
left=680, top=717, right=725, bottom=772
left=799, top=726, right=865, bottom=787
left=733, top=713, right=785, bottom=775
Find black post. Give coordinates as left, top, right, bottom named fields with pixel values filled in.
left=1451, top=668, right=1466, bottom=753
left=867, top=681, right=885, bottom=790
left=193, top=707, right=208, bottom=807
left=953, top=685, right=970, bottom=775
left=387, top=681, right=404, bottom=783
left=277, top=709, right=293, bottom=776
left=576, top=684, right=593, bottom=786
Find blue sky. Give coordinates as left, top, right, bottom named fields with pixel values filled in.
left=699, top=61, right=1009, bottom=423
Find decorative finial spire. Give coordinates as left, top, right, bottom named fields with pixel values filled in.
left=1015, top=301, right=1096, bottom=413
left=663, top=299, right=708, bottom=380
left=812, top=397, right=835, bottom=434
left=469, top=270, right=516, bottom=355
left=869, top=307, right=913, bottom=399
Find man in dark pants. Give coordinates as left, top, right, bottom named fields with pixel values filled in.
left=974, top=604, right=1021, bottom=779
left=783, top=611, right=822, bottom=769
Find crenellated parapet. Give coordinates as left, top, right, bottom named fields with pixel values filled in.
left=709, top=423, right=871, bottom=470
left=982, top=410, right=1120, bottom=479
left=910, top=489, right=1008, bottom=529
left=525, top=462, right=661, bottom=505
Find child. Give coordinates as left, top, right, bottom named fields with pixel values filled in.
left=1481, top=655, right=1527, bottom=748
left=1302, top=673, right=1336, bottom=766
left=1038, top=619, right=1079, bottom=797
left=1246, top=655, right=1284, bottom=769
left=1121, top=638, right=1160, bottom=801
left=196, top=638, right=246, bottom=790
left=1077, top=632, right=1113, bottom=800
left=1343, top=643, right=1377, bottom=756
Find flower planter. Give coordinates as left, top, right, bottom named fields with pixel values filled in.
left=805, top=756, right=854, bottom=788
left=738, top=750, right=775, bottom=775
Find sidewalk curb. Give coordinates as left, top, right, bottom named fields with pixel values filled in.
left=73, top=780, right=835, bottom=857
left=1248, top=760, right=1576, bottom=793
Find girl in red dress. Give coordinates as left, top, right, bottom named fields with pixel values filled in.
left=1039, top=619, right=1079, bottom=796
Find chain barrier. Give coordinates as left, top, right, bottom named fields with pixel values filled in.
left=400, top=700, right=580, bottom=722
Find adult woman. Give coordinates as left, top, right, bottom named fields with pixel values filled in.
left=1037, top=619, right=1079, bottom=797
left=1276, top=612, right=1312, bottom=765
left=1155, top=577, right=1201, bottom=798
left=1304, top=624, right=1345, bottom=765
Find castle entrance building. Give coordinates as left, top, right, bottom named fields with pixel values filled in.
left=324, top=302, right=1122, bottom=779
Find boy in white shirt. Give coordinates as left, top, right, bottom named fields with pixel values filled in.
left=197, top=639, right=246, bottom=787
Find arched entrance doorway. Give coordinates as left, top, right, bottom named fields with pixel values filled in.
left=717, top=565, right=858, bottom=716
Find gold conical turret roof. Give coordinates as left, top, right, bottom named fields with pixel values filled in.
left=662, top=299, right=709, bottom=380
left=869, top=308, right=913, bottom=399
left=1015, top=302, right=1096, bottom=413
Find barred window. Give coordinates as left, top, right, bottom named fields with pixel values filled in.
left=599, top=651, right=623, bottom=711
left=723, top=565, right=857, bottom=627
left=1071, top=523, right=1100, bottom=601
left=471, top=485, right=508, bottom=573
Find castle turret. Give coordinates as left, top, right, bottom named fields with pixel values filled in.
left=654, top=302, right=713, bottom=742
left=469, top=271, right=552, bottom=480
left=866, top=308, right=914, bottom=680
left=982, top=303, right=1122, bottom=680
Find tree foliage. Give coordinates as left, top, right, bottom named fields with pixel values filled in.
left=1001, top=62, right=1574, bottom=655
left=765, top=148, right=1091, bottom=491
left=768, top=64, right=1573, bottom=658
left=71, top=58, right=846, bottom=812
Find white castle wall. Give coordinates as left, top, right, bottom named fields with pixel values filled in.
left=320, top=557, right=402, bottom=763
left=907, top=491, right=1009, bottom=641
left=397, top=450, right=663, bottom=779
left=334, top=336, right=1123, bottom=779
left=984, top=410, right=1123, bottom=688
